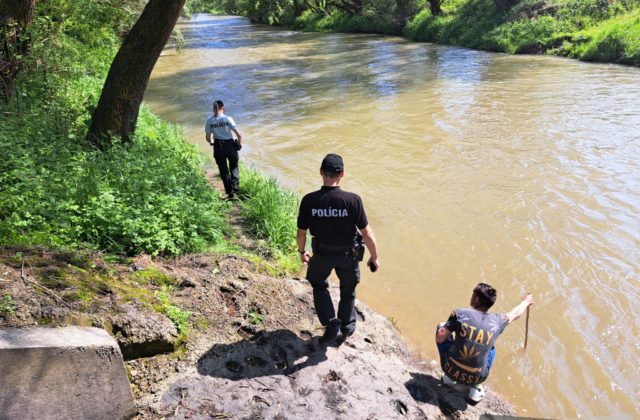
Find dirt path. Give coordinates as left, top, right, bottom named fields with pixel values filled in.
left=0, top=171, right=517, bottom=418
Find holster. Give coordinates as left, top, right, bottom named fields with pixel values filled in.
left=312, top=234, right=365, bottom=261
left=351, top=233, right=365, bottom=261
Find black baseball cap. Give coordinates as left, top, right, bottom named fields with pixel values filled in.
left=321, top=153, right=344, bottom=173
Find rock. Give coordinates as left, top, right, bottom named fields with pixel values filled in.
left=0, top=326, right=136, bottom=419
left=179, top=276, right=199, bottom=288
left=111, top=303, right=177, bottom=360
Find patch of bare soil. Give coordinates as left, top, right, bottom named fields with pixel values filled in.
left=0, top=171, right=514, bottom=419
left=1, top=245, right=514, bottom=419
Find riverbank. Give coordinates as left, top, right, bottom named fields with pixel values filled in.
left=0, top=245, right=515, bottom=418
left=219, top=0, right=640, bottom=66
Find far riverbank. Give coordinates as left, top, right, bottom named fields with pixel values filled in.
left=210, top=0, right=640, bottom=66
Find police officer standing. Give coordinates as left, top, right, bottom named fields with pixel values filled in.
left=296, top=153, right=379, bottom=344
left=205, top=100, right=243, bottom=199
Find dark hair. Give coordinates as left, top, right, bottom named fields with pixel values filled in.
left=473, top=283, right=497, bottom=309
left=213, top=100, right=224, bottom=116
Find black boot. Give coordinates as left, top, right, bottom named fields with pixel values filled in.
left=319, top=318, right=342, bottom=344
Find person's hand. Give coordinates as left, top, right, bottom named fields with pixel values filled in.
left=300, top=251, right=310, bottom=265
left=367, top=257, right=379, bottom=272
left=523, top=293, right=534, bottom=307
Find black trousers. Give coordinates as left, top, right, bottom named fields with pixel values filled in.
left=306, top=253, right=360, bottom=333
left=213, top=140, right=239, bottom=194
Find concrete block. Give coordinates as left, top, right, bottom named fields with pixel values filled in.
left=0, top=326, right=136, bottom=420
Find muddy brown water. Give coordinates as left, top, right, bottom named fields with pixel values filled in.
left=144, top=14, right=640, bottom=418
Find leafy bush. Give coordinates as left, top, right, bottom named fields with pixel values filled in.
left=487, top=15, right=568, bottom=53
left=567, top=10, right=640, bottom=64
left=0, top=0, right=230, bottom=256
left=0, top=295, right=17, bottom=316
left=402, top=0, right=639, bottom=62
left=238, top=165, right=298, bottom=256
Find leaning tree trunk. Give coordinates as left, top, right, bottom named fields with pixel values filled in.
left=0, top=0, right=35, bottom=101
left=494, top=0, right=519, bottom=11
left=86, top=0, right=186, bottom=148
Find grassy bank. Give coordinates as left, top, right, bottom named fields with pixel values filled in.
left=402, top=0, right=640, bottom=65
left=1, top=0, right=299, bottom=269
left=211, top=0, right=640, bottom=65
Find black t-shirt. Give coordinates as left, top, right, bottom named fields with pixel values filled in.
left=297, top=186, right=368, bottom=245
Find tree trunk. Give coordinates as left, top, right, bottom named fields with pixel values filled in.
left=428, top=0, right=443, bottom=16
left=86, top=0, right=186, bottom=148
left=494, top=0, right=519, bottom=11
left=0, top=0, right=35, bottom=101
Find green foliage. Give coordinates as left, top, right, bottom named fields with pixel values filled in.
left=564, top=10, right=640, bottom=64
left=131, top=268, right=179, bottom=287
left=208, top=0, right=639, bottom=64
left=0, top=107, right=230, bottom=256
left=487, top=16, right=569, bottom=53
left=0, top=0, right=230, bottom=256
left=294, top=8, right=400, bottom=34
left=246, top=308, right=264, bottom=325
left=156, top=287, right=191, bottom=340
left=228, top=0, right=298, bottom=25
left=0, top=295, right=17, bottom=315
left=403, top=0, right=640, bottom=64
left=238, top=165, right=298, bottom=257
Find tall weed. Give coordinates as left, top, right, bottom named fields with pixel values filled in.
left=238, top=165, right=298, bottom=256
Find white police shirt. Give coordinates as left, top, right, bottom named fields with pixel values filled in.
left=205, top=114, right=237, bottom=140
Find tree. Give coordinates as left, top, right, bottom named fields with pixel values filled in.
left=429, top=0, right=443, bottom=16
left=494, top=0, right=518, bottom=11
left=86, top=0, right=186, bottom=148
left=0, top=0, right=35, bottom=100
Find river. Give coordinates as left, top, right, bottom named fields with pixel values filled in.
left=145, top=14, right=640, bottom=419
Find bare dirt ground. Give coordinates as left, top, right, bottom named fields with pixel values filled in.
left=0, top=246, right=515, bottom=420
left=0, top=172, right=515, bottom=419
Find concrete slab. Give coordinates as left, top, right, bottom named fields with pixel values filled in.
left=0, top=326, right=136, bottom=420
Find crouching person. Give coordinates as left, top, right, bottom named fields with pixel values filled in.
left=435, top=283, right=534, bottom=403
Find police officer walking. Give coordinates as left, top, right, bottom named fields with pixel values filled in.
left=205, top=100, right=243, bottom=199
left=296, top=153, right=379, bottom=344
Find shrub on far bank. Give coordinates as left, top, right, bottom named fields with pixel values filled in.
left=403, top=0, right=640, bottom=64
left=565, top=10, right=640, bottom=65
left=294, top=9, right=401, bottom=35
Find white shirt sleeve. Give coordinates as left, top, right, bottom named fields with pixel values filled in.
left=204, top=117, right=211, bottom=135
left=227, top=116, right=237, bottom=129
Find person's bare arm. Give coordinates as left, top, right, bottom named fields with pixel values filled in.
left=296, top=228, right=310, bottom=265
left=232, top=128, right=242, bottom=143
left=205, top=132, right=212, bottom=145
left=505, top=294, right=534, bottom=324
left=361, top=224, right=379, bottom=270
left=435, top=322, right=451, bottom=344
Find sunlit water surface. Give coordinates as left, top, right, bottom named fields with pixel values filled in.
left=145, top=14, right=640, bottom=418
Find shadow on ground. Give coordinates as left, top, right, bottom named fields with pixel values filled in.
left=197, top=329, right=327, bottom=380
left=405, top=371, right=471, bottom=416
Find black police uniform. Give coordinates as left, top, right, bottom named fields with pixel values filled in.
left=297, top=186, right=368, bottom=335
left=213, top=138, right=239, bottom=195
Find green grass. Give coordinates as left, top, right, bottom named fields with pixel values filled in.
left=0, top=1, right=231, bottom=256
left=565, top=10, right=640, bottom=64
left=238, top=165, right=298, bottom=254
left=0, top=295, right=17, bottom=315
left=236, top=165, right=300, bottom=273
left=402, top=0, right=640, bottom=63
left=155, top=287, right=192, bottom=345
left=294, top=9, right=401, bottom=34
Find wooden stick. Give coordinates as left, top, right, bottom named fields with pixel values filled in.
left=524, top=305, right=530, bottom=349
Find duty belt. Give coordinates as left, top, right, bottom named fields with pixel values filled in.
left=312, top=238, right=356, bottom=257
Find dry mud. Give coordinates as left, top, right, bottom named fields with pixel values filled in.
left=1, top=248, right=515, bottom=419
